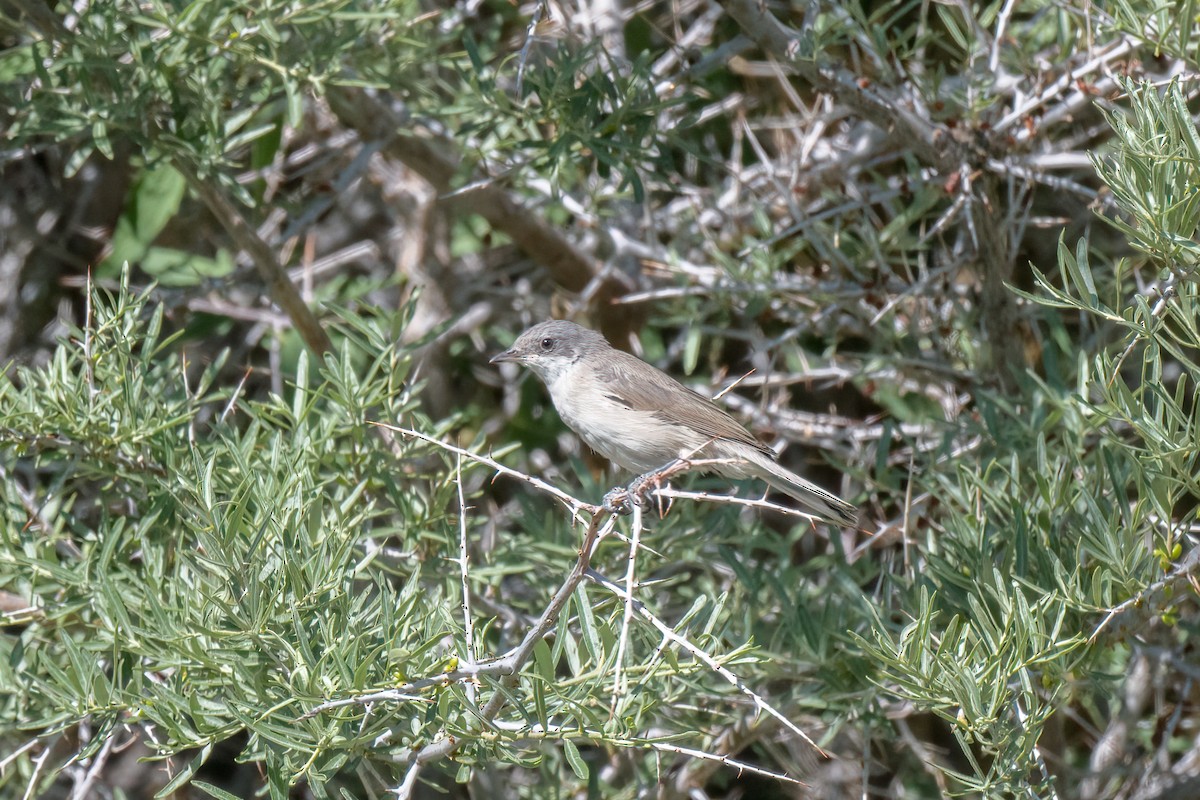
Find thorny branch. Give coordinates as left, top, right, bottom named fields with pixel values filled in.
left=305, top=428, right=830, bottom=796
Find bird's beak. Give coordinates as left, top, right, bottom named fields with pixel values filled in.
left=490, top=348, right=519, bottom=364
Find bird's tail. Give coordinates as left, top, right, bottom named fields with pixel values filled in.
left=747, top=451, right=857, bottom=527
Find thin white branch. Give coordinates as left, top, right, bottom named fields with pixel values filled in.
left=370, top=422, right=597, bottom=518
left=996, top=37, right=1134, bottom=135
left=0, top=738, right=40, bottom=771
left=989, top=0, right=1019, bottom=73
left=68, top=732, right=115, bottom=800
left=610, top=501, right=642, bottom=715
left=21, top=733, right=59, bottom=800
left=1091, top=546, right=1200, bottom=642
left=653, top=487, right=822, bottom=522
left=219, top=367, right=252, bottom=424
left=456, top=453, right=478, bottom=705
left=586, top=568, right=829, bottom=759
left=647, top=740, right=804, bottom=787
left=488, top=720, right=805, bottom=787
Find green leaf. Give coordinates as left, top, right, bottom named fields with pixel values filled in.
left=100, top=165, right=188, bottom=277
left=139, top=247, right=235, bottom=286
left=562, top=738, right=588, bottom=780
left=157, top=745, right=215, bottom=798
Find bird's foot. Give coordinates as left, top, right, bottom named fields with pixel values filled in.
left=628, top=471, right=660, bottom=505
left=602, top=487, right=634, bottom=515
left=602, top=470, right=663, bottom=515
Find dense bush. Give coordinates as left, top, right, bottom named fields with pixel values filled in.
left=1, top=1, right=1198, bottom=798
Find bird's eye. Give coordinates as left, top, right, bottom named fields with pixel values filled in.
left=539, top=337, right=554, bottom=351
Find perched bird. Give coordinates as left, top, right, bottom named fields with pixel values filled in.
left=491, top=320, right=856, bottom=527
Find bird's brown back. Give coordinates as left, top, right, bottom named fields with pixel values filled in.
left=596, top=350, right=776, bottom=460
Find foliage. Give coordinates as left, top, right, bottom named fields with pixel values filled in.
left=2, top=0, right=1200, bottom=798
left=863, top=79, right=1200, bottom=796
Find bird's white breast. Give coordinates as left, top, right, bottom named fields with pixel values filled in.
left=545, top=362, right=697, bottom=473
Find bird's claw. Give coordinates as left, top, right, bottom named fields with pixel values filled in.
left=602, top=488, right=634, bottom=515
left=628, top=472, right=658, bottom=504
left=602, top=471, right=663, bottom=516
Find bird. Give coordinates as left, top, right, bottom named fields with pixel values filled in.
left=491, top=320, right=857, bottom=527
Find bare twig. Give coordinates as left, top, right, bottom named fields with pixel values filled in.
left=176, top=162, right=333, bottom=355
left=455, top=453, right=478, bottom=705
left=323, top=85, right=638, bottom=338
left=487, top=721, right=805, bottom=788
left=1090, top=547, right=1200, bottom=642
left=586, top=568, right=830, bottom=759
left=390, top=512, right=611, bottom=798
left=1107, top=274, right=1182, bottom=386
left=653, top=487, right=823, bottom=522
left=0, top=738, right=41, bottom=772
left=610, top=500, right=642, bottom=715
left=21, top=733, right=60, bottom=800
left=368, top=421, right=599, bottom=518
left=721, top=0, right=959, bottom=172
left=514, top=0, right=549, bottom=97
left=67, top=731, right=116, bottom=800
left=648, top=741, right=805, bottom=787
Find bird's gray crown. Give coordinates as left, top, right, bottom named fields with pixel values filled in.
left=492, top=320, right=611, bottom=383
left=510, top=320, right=609, bottom=361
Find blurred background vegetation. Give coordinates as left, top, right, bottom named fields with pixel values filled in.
left=1, top=0, right=1198, bottom=798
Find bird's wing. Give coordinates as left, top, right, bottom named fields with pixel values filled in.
left=597, top=351, right=776, bottom=459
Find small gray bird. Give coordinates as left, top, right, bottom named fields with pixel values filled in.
left=491, top=320, right=857, bottom=527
